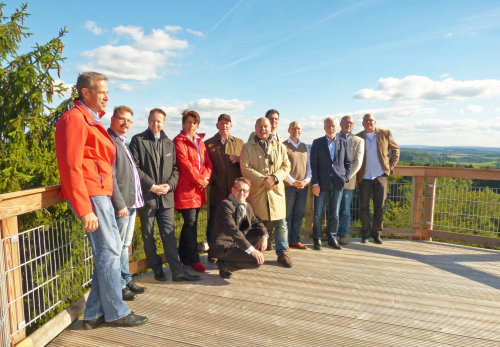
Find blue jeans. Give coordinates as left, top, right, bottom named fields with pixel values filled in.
left=285, top=186, right=308, bottom=243
left=115, top=208, right=136, bottom=288
left=338, top=189, right=354, bottom=237
left=313, top=185, right=343, bottom=239
left=272, top=218, right=288, bottom=255
left=70, top=196, right=130, bottom=322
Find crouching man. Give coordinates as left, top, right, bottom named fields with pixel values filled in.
left=209, top=177, right=268, bottom=279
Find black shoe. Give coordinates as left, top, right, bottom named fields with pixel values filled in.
left=328, top=237, right=342, bottom=250
left=373, top=235, right=383, bottom=244
left=172, top=271, right=200, bottom=282
left=216, top=259, right=232, bottom=279
left=127, top=281, right=146, bottom=294
left=313, top=238, right=322, bottom=250
left=122, top=287, right=137, bottom=301
left=82, top=316, right=105, bottom=330
left=154, top=270, right=168, bottom=282
left=106, top=312, right=148, bottom=327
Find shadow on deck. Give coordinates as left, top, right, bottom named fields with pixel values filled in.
left=48, top=239, right=500, bottom=347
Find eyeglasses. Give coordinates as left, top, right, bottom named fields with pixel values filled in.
left=232, top=187, right=249, bottom=194
left=115, top=116, right=133, bottom=124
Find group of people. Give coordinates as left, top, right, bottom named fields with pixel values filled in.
left=55, top=72, right=400, bottom=330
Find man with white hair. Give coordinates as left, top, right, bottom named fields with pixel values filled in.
left=310, top=116, right=352, bottom=250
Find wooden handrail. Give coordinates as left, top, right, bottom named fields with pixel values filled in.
left=1, top=165, right=499, bottom=347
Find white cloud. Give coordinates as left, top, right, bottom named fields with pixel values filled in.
left=459, top=105, right=484, bottom=114
left=164, top=25, right=182, bottom=33
left=440, top=73, right=450, bottom=79
left=84, top=21, right=104, bottom=35
left=187, top=28, right=204, bottom=37
left=443, top=32, right=453, bottom=38
left=354, top=75, right=500, bottom=104
left=79, top=25, right=189, bottom=84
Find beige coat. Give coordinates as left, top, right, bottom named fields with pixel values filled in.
left=240, top=135, right=290, bottom=221
left=344, top=134, right=364, bottom=190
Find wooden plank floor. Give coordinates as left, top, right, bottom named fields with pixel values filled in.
left=49, top=239, right=500, bottom=347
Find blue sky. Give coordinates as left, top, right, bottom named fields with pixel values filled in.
left=6, top=0, right=500, bottom=146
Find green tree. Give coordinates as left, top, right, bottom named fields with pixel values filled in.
left=0, top=1, right=70, bottom=194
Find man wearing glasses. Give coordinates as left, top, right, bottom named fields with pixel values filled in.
left=108, top=106, right=146, bottom=301
left=209, top=177, right=269, bottom=279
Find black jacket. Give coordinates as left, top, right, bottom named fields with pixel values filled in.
left=129, top=128, right=179, bottom=209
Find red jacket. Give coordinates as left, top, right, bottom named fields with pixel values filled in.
left=173, top=131, right=213, bottom=210
left=55, top=99, right=116, bottom=217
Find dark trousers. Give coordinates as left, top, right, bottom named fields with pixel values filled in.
left=178, top=208, right=200, bottom=263
left=359, top=176, right=388, bottom=238
left=285, top=185, right=308, bottom=243
left=222, top=228, right=263, bottom=270
left=138, top=207, right=184, bottom=276
left=206, top=203, right=218, bottom=257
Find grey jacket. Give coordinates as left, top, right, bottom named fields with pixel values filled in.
left=129, top=128, right=179, bottom=209
left=108, top=128, right=136, bottom=211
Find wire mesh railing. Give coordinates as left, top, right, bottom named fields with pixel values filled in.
left=434, top=182, right=500, bottom=237
left=1, top=170, right=499, bottom=346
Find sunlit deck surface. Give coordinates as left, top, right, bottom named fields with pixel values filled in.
left=48, top=239, right=500, bottom=347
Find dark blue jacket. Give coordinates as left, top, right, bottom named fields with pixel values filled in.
left=311, top=135, right=352, bottom=191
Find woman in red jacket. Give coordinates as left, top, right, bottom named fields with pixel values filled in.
left=174, top=110, right=213, bottom=272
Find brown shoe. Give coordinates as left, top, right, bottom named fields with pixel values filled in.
left=277, top=252, right=292, bottom=268
left=338, top=236, right=348, bottom=246
left=290, top=242, right=307, bottom=249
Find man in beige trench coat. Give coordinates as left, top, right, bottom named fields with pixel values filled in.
left=240, top=117, right=292, bottom=267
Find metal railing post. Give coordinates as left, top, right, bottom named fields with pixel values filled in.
left=1, top=217, right=26, bottom=346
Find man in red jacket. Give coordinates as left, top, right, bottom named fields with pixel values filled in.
left=55, top=72, right=147, bottom=329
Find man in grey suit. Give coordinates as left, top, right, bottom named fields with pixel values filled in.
left=129, top=108, right=199, bottom=282
left=337, top=115, right=364, bottom=245
left=356, top=113, right=400, bottom=244
left=108, top=106, right=147, bottom=301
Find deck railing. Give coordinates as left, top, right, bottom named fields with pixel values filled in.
left=0, top=166, right=499, bottom=347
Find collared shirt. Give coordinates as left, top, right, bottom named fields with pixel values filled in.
left=270, top=132, right=278, bottom=141
left=109, top=129, right=144, bottom=209
left=221, top=136, right=228, bottom=145
left=79, top=101, right=101, bottom=123
left=284, top=137, right=312, bottom=185
left=363, top=131, right=384, bottom=179
left=327, top=136, right=336, bottom=162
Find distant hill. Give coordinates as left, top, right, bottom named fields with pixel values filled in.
left=399, top=146, right=500, bottom=169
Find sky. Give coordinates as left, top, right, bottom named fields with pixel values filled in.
left=5, top=0, right=500, bottom=147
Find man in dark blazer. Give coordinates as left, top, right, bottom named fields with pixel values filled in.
left=204, top=114, right=244, bottom=261
left=108, top=106, right=147, bottom=301
left=310, top=116, right=352, bottom=250
left=356, top=113, right=400, bottom=244
left=210, top=177, right=268, bottom=279
left=129, top=108, right=199, bottom=282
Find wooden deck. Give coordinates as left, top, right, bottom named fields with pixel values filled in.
left=48, top=239, right=500, bottom=347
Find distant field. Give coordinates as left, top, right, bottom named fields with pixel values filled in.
left=399, top=146, right=500, bottom=169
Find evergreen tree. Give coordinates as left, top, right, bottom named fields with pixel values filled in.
left=0, top=1, right=72, bottom=194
